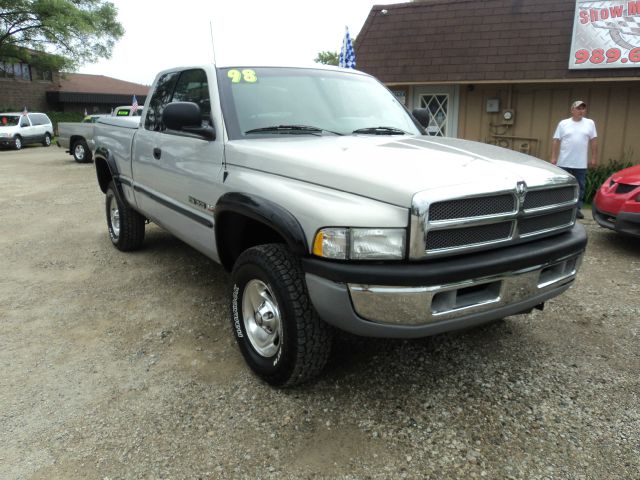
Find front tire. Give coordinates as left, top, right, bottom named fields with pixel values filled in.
left=72, top=139, right=92, bottom=163
left=105, top=181, right=145, bottom=251
left=42, top=133, right=51, bottom=147
left=13, top=136, right=22, bottom=150
left=230, top=244, right=332, bottom=387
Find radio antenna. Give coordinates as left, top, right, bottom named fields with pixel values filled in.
left=209, top=21, right=217, bottom=65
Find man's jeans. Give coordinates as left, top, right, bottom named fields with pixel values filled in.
left=559, top=167, right=587, bottom=210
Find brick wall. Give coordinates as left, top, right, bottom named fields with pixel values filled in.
left=0, top=70, right=60, bottom=112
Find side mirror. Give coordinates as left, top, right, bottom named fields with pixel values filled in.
left=411, top=108, right=429, bottom=128
left=162, top=102, right=215, bottom=140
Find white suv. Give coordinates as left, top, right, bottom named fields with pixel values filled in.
left=0, top=112, right=54, bottom=150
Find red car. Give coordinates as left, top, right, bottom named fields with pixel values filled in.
left=592, top=164, right=640, bottom=238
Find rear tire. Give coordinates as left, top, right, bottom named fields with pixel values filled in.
left=72, top=139, right=92, bottom=163
left=230, top=244, right=333, bottom=387
left=13, top=135, right=22, bottom=150
left=105, top=181, right=145, bottom=251
left=42, top=133, right=51, bottom=147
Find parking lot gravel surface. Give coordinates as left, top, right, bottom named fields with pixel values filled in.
left=1, top=147, right=639, bottom=479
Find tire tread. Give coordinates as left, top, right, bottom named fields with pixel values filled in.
left=233, top=244, right=332, bottom=387
left=106, top=182, right=145, bottom=251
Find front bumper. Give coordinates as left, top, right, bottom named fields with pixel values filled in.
left=592, top=205, right=640, bottom=238
left=303, top=224, right=587, bottom=338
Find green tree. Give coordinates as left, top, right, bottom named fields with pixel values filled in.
left=0, top=0, right=124, bottom=71
left=314, top=51, right=339, bottom=66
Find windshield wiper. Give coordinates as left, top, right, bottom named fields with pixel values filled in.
left=352, top=126, right=409, bottom=135
left=245, top=125, right=342, bottom=136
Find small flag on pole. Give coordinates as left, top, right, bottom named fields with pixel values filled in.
left=84, top=108, right=88, bottom=116
left=132, top=95, right=139, bottom=113
left=22, top=105, right=28, bottom=116
left=339, top=27, right=356, bottom=69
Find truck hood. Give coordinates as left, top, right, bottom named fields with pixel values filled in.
left=225, top=135, right=572, bottom=207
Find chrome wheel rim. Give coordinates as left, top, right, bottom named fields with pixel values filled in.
left=108, top=194, right=120, bottom=238
left=74, top=144, right=85, bottom=160
left=15, top=137, right=21, bottom=149
left=242, top=279, right=282, bottom=357
left=44, top=135, right=51, bottom=146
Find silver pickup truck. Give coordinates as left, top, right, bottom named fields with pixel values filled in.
left=93, top=64, right=587, bottom=387
left=58, top=108, right=143, bottom=163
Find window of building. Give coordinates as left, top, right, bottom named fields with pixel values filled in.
left=0, top=61, right=32, bottom=80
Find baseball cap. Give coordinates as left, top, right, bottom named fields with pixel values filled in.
left=571, top=100, right=587, bottom=109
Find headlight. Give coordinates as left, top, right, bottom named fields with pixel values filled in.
left=0, top=133, right=10, bottom=137
left=313, top=228, right=406, bottom=260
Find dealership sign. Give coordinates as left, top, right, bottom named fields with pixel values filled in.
left=569, top=0, right=640, bottom=69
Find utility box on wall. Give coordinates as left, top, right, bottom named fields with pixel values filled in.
left=486, top=97, right=500, bottom=113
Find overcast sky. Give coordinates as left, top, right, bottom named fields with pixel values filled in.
left=78, top=0, right=407, bottom=86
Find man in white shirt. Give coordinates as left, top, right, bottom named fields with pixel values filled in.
left=551, top=100, right=598, bottom=219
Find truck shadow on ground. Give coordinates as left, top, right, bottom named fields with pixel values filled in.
left=136, top=227, right=547, bottom=394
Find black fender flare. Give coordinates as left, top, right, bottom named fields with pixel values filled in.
left=94, top=147, right=125, bottom=202
left=214, top=192, right=309, bottom=258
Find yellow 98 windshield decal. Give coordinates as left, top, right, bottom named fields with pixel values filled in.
left=227, top=69, right=258, bottom=83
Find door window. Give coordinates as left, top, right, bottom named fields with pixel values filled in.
left=419, top=94, right=449, bottom=136
left=19, top=117, right=30, bottom=127
left=144, top=71, right=180, bottom=131
left=171, top=69, right=211, bottom=127
left=144, top=69, right=211, bottom=132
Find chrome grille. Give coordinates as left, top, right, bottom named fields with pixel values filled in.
left=426, top=222, right=513, bottom=250
left=523, top=186, right=576, bottom=210
left=412, top=182, right=578, bottom=259
left=429, top=194, right=515, bottom=221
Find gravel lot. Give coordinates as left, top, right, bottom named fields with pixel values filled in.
left=1, top=146, right=639, bottom=480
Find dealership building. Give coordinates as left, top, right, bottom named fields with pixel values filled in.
left=356, top=0, right=640, bottom=164
left=0, top=57, right=148, bottom=115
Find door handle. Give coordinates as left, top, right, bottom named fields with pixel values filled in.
left=153, top=147, right=161, bottom=160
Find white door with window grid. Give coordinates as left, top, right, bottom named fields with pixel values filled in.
left=413, top=86, right=459, bottom=137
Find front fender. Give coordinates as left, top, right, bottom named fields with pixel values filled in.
left=215, top=192, right=308, bottom=257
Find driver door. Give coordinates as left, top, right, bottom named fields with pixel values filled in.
left=132, top=68, right=225, bottom=259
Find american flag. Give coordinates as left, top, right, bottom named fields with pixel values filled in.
left=21, top=105, right=28, bottom=116
left=339, top=26, right=356, bottom=69
left=132, top=95, right=138, bottom=113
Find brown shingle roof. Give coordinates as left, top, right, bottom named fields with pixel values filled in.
left=355, top=0, right=640, bottom=83
left=50, top=73, right=150, bottom=96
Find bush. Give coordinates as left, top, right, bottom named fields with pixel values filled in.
left=585, top=153, right=636, bottom=204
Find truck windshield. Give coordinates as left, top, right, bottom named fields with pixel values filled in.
left=1, top=115, right=20, bottom=127
left=217, top=67, right=421, bottom=139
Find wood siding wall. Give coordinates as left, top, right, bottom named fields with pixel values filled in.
left=457, top=82, right=640, bottom=165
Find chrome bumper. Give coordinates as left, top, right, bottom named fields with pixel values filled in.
left=348, top=253, right=581, bottom=326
